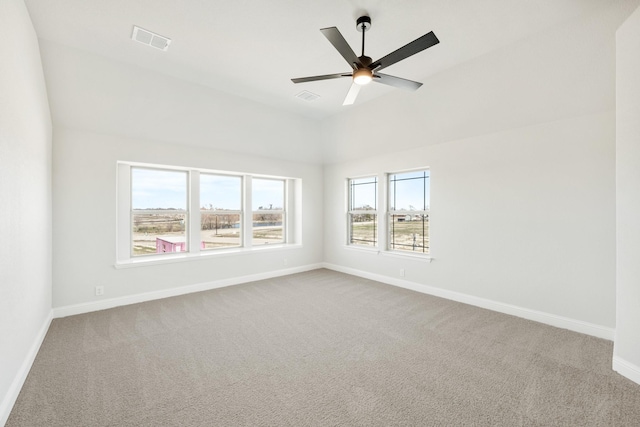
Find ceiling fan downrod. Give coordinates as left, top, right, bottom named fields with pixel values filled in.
left=356, top=16, right=371, bottom=58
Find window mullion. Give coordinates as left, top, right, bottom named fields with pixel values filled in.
left=189, top=170, right=200, bottom=253
left=375, top=173, right=384, bottom=250
left=117, top=163, right=131, bottom=261
left=347, top=179, right=353, bottom=246
left=243, top=175, right=252, bottom=248
left=283, top=179, right=289, bottom=244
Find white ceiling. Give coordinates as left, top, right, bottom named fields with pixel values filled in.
left=24, top=0, right=608, bottom=120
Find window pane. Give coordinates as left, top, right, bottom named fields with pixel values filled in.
left=350, top=177, right=377, bottom=210
left=349, top=213, right=377, bottom=246
left=200, top=174, right=242, bottom=250
left=131, top=168, right=188, bottom=257
left=200, top=174, right=241, bottom=210
left=253, top=179, right=284, bottom=210
left=253, top=179, right=285, bottom=245
left=389, top=171, right=429, bottom=211
left=132, top=213, right=186, bottom=256
left=132, top=168, right=187, bottom=210
left=201, top=213, right=241, bottom=249
left=389, top=214, right=429, bottom=253
left=252, top=213, right=283, bottom=245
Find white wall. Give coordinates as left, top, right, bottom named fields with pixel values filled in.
left=321, top=0, right=636, bottom=164
left=52, top=128, right=323, bottom=309
left=37, top=38, right=325, bottom=310
left=614, top=5, right=640, bottom=385
left=39, top=39, right=323, bottom=165
left=0, top=0, right=52, bottom=423
left=324, top=112, right=616, bottom=331
left=322, top=2, right=630, bottom=334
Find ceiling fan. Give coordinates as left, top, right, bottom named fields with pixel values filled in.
left=292, top=16, right=439, bottom=105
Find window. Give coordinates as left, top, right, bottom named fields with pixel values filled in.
left=388, top=170, right=430, bottom=254
left=200, top=174, right=242, bottom=250
left=131, top=168, right=188, bottom=256
left=252, top=178, right=285, bottom=245
left=348, top=176, right=378, bottom=247
left=117, top=162, right=299, bottom=265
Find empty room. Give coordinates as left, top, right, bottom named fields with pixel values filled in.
left=2, top=0, right=640, bottom=425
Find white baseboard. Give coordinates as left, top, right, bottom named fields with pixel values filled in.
left=322, top=263, right=615, bottom=341
left=53, top=264, right=323, bottom=318
left=0, top=309, right=53, bottom=427
left=613, top=356, right=640, bottom=386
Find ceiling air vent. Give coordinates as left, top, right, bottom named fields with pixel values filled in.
left=131, top=26, right=171, bottom=51
left=295, top=90, right=320, bottom=102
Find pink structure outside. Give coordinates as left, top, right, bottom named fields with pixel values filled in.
left=156, top=236, right=205, bottom=253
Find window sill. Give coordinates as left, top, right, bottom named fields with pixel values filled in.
left=344, top=244, right=380, bottom=254
left=380, top=250, right=432, bottom=262
left=343, top=245, right=432, bottom=262
left=115, top=244, right=303, bottom=269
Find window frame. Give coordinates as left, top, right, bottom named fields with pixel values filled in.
left=116, top=162, right=300, bottom=267
left=345, top=168, right=431, bottom=260
left=251, top=177, right=287, bottom=246
left=130, top=166, right=190, bottom=258
left=199, top=172, right=244, bottom=252
left=387, top=168, right=430, bottom=255
left=347, top=176, right=379, bottom=248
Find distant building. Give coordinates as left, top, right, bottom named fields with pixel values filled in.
left=156, top=236, right=205, bottom=253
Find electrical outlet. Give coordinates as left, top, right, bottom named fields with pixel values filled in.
left=283, top=258, right=288, bottom=266
left=95, top=286, right=104, bottom=296
left=400, top=269, right=405, bottom=277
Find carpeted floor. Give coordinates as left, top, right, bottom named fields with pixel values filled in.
left=7, top=269, right=640, bottom=426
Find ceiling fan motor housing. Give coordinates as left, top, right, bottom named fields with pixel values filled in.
left=359, top=56, right=372, bottom=67
left=356, top=16, right=371, bottom=32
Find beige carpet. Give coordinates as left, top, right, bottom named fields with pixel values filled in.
left=7, top=269, right=640, bottom=426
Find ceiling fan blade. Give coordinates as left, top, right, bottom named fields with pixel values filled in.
left=374, top=73, right=423, bottom=91
left=343, top=83, right=361, bottom=105
left=320, top=27, right=362, bottom=69
left=369, top=31, right=439, bottom=72
left=292, top=73, right=351, bottom=84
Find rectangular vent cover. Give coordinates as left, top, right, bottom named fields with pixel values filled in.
left=295, top=90, right=320, bottom=102
left=131, top=26, right=171, bottom=51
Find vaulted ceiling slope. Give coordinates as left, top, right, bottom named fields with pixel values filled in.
left=25, top=0, right=611, bottom=120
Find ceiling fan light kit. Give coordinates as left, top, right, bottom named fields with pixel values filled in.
left=353, top=68, right=373, bottom=85
left=292, top=15, right=439, bottom=105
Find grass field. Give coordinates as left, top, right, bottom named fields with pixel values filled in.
left=350, top=221, right=377, bottom=246
left=252, top=226, right=283, bottom=243
left=132, top=213, right=426, bottom=254
left=132, top=225, right=283, bottom=255
left=351, top=218, right=430, bottom=253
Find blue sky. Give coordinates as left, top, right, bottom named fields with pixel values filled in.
left=131, top=169, right=284, bottom=210
left=131, top=168, right=428, bottom=211
left=389, top=171, right=431, bottom=211
left=252, top=179, right=284, bottom=210
left=132, top=169, right=187, bottom=209
left=201, top=174, right=241, bottom=210
left=351, top=171, right=430, bottom=211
